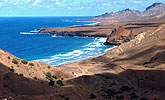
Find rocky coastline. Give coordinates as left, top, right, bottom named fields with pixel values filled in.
left=0, top=2, right=165, bottom=100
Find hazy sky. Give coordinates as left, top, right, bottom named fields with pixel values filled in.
left=0, top=0, right=164, bottom=16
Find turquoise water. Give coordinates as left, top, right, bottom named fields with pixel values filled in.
left=0, top=17, right=111, bottom=66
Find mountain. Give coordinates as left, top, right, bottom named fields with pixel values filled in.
left=145, top=3, right=163, bottom=10
left=94, top=3, right=165, bottom=19
left=95, top=9, right=141, bottom=19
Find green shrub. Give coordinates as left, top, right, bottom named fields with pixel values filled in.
left=48, top=65, right=51, bottom=69
left=8, top=68, right=14, bottom=72
left=12, top=59, right=18, bottom=64
left=8, top=56, right=10, bottom=59
left=48, top=80, right=55, bottom=86
left=61, top=78, right=64, bottom=80
left=90, top=93, right=96, bottom=99
left=29, top=63, right=35, bottom=66
left=34, top=76, right=37, bottom=80
left=53, top=75, right=57, bottom=79
left=45, top=72, right=52, bottom=78
left=19, top=73, right=24, bottom=76
left=56, top=80, right=64, bottom=86
left=22, top=59, right=28, bottom=64
left=11, top=66, right=14, bottom=68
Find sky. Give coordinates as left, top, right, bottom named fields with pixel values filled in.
left=0, top=0, right=164, bottom=16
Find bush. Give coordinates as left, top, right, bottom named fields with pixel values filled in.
left=19, top=73, right=24, bottom=76
left=48, top=65, right=51, bottom=69
left=120, top=86, right=130, bottom=91
left=56, top=80, right=64, bottom=86
left=8, top=68, right=14, bottom=72
left=8, top=56, right=10, bottom=59
left=90, top=93, right=96, bottom=99
left=12, top=59, right=18, bottom=64
left=34, top=76, right=37, bottom=80
left=22, top=59, right=28, bottom=64
left=139, top=98, right=149, bottom=100
left=116, top=95, right=124, bottom=100
left=29, top=63, right=35, bottom=66
left=53, top=75, right=57, bottom=79
left=45, top=72, right=52, bottom=78
left=48, top=80, right=55, bottom=86
left=65, top=97, right=69, bottom=100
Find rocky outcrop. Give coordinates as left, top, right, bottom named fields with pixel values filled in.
left=104, top=26, right=135, bottom=45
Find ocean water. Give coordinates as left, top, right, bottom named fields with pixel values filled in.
left=0, top=17, right=111, bottom=66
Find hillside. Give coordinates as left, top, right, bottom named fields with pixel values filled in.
left=0, top=19, right=165, bottom=99
left=93, top=3, right=165, bottom=20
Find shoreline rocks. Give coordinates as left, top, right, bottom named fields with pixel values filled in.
left=104, top=26, right=135, bottom=45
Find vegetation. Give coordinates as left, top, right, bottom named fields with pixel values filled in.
left=48, top=80, right=55, bottom=86
left=105, top=89, right=117, bottom=97
left=139, top=98, right=149, bottom=100
left=8, top=56, right=10, bottom=59
left=120, top=86, right=130, bottom=91
left=11, top=66, right=14, bottom=68
left=56, top=80, right=64, bottom=86
left=34, top=76, right=37, bottom=80
left=130, top=93, right=139, bottom=100
left=19, top=73, right=24, bottom=76
left=8, top=68, right=14, bottom=72
left=48, top=65, right=51, bottom=69
left=45, top=72, right=52, bottom=79
left=29, top=62, right=35, bottom=66
left=53, top=75, right=57, bottom=79
left=65, top=97, right=69, bottom=100
left=45, top=72, right=55, bottom=86
left=22, top=59, right=28, bottom=64
left=116, top=95, right=124, bottom=100
left=12, top=58, right=18, bottom=64
left=90, top=93, right=96, bottom=99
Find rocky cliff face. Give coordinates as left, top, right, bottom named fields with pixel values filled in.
left=104, top=26, right=135, bottom=45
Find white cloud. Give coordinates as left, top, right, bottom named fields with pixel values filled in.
left=33, top=0, right=40, bottom=6
left=0, top=2, right=3, bottom=6
left=13, top=0, right=20, bottom=5
left=26, top=0, right=31, bottom=3
left=133, top=0, right=142, bottom=4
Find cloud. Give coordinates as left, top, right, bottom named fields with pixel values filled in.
left=32, top=0, right=40, bottom=6
left=0, top=2, right=3, bottom=6
left=26, top=0, right=31, bottom=3
left=13, top=0, right=20, bottom=5
left=133, top=0, right=143, bottom=4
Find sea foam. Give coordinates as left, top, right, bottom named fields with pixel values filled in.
left=34, top=37, right=112, bottom=66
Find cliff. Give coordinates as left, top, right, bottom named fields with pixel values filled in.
left=104, top=26, right=135, bottom=45
left=1, top=21, right=164, bottom=99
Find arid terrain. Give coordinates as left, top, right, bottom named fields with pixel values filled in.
left=0, top=18, right=165, bottom=100
left=0, top=3, right=165, bottom=100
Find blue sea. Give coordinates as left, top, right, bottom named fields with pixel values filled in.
left=0, top=17, right=111, bottom=66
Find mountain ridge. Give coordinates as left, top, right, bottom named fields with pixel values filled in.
left=94, top=3, right=165, bottom=20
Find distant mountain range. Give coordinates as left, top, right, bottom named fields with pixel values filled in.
left=94, top=3, right=165, bottom=19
